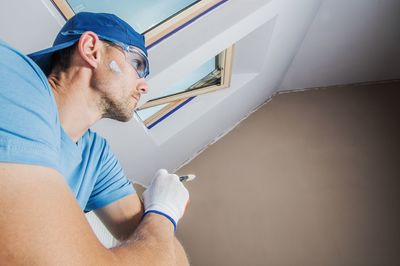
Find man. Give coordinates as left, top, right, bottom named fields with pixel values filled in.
left=0, top=12, right=190, bottom=265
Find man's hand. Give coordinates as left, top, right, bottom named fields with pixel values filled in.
left=143, top=169, right=190, bottom=232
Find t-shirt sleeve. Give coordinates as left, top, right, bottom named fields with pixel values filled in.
left=0, top=40, right=60, bottom=171
left=85, top=136, right=135, bottom=212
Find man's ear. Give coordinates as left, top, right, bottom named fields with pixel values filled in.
left=77, top=31, right=102, bottom=69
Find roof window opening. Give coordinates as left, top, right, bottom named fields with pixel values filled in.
left=136, top=46, right=234, bottom=129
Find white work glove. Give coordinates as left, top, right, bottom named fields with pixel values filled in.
left=142, top=169, right=189, bottom=232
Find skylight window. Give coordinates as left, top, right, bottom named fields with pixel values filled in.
left=136, top=46, right=234, bottom=129
left=52, top=0, right=228, bottom=47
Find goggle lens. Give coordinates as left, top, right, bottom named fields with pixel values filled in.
left=125, top=47, right=149, bottom=78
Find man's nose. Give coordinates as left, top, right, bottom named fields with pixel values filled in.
left=138, top=79, right=149, bottom=94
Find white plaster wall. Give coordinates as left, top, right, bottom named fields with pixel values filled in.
left=279, top=0, right=400, bottom=91
left=0, top=0, right=63, bottom=53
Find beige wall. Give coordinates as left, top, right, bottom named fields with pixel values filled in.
left=176, top=82, right=400, bottom=266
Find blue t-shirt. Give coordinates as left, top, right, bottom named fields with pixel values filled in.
left=0, top=40, right=135, bottom=212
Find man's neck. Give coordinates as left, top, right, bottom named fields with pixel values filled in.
left=48, top=70, right=102, bottom=143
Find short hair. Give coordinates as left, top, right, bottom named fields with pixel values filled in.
left=49, top=43, right=77, bottom=75
left=49, top=40, right=115, bottom=76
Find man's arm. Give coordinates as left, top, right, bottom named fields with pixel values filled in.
left=0, top=163, right=187, bottom=265
left=94, top=193, right=143, bottom=241
left=94, top=190, right=190, bottom=265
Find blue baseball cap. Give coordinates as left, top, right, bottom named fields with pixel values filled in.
left=28, top=12, right=148, bottom=76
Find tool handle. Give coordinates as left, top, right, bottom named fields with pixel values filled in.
left=179, top=174, right=196, bottom=182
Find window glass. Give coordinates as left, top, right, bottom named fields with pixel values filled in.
left=157, top=57, right=216, bottom=99
left=136, top=56, right=217, bottom=122
left=136, top=103, right=168, bottom=122
left=65, top=0, right=200, bottom=33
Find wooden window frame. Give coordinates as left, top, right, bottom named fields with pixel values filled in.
left=137, top=45, right=234, bottom=128
left=51, top=0, right=228, bottom=48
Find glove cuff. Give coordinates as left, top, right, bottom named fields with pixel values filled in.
left=142, top=210, right=177, bottom=232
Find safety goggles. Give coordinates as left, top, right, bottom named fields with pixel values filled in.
left=105, top=40, right=150, bottom=79
left=60, top=30, right=150, bottom=78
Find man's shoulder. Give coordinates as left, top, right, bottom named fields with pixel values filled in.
left=0, top=39, right=59, bottom=136
left=0, top=40, right=61, bottom=171
left=0, top=40, right=51, bottom=95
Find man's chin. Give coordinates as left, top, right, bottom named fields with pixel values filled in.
left=115, top=116, right=132, bottom=122
left=118, top=112, right=134, bottom=122
left=103, top=110, right=133, bottom=122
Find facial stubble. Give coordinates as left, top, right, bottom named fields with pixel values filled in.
left=96, top=60, right=136, bottom=122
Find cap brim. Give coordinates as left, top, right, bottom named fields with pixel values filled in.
left=28, top=38, right=79, bottom=75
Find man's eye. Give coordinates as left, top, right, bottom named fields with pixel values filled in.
left=131, top=59, right=143, bottom=70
